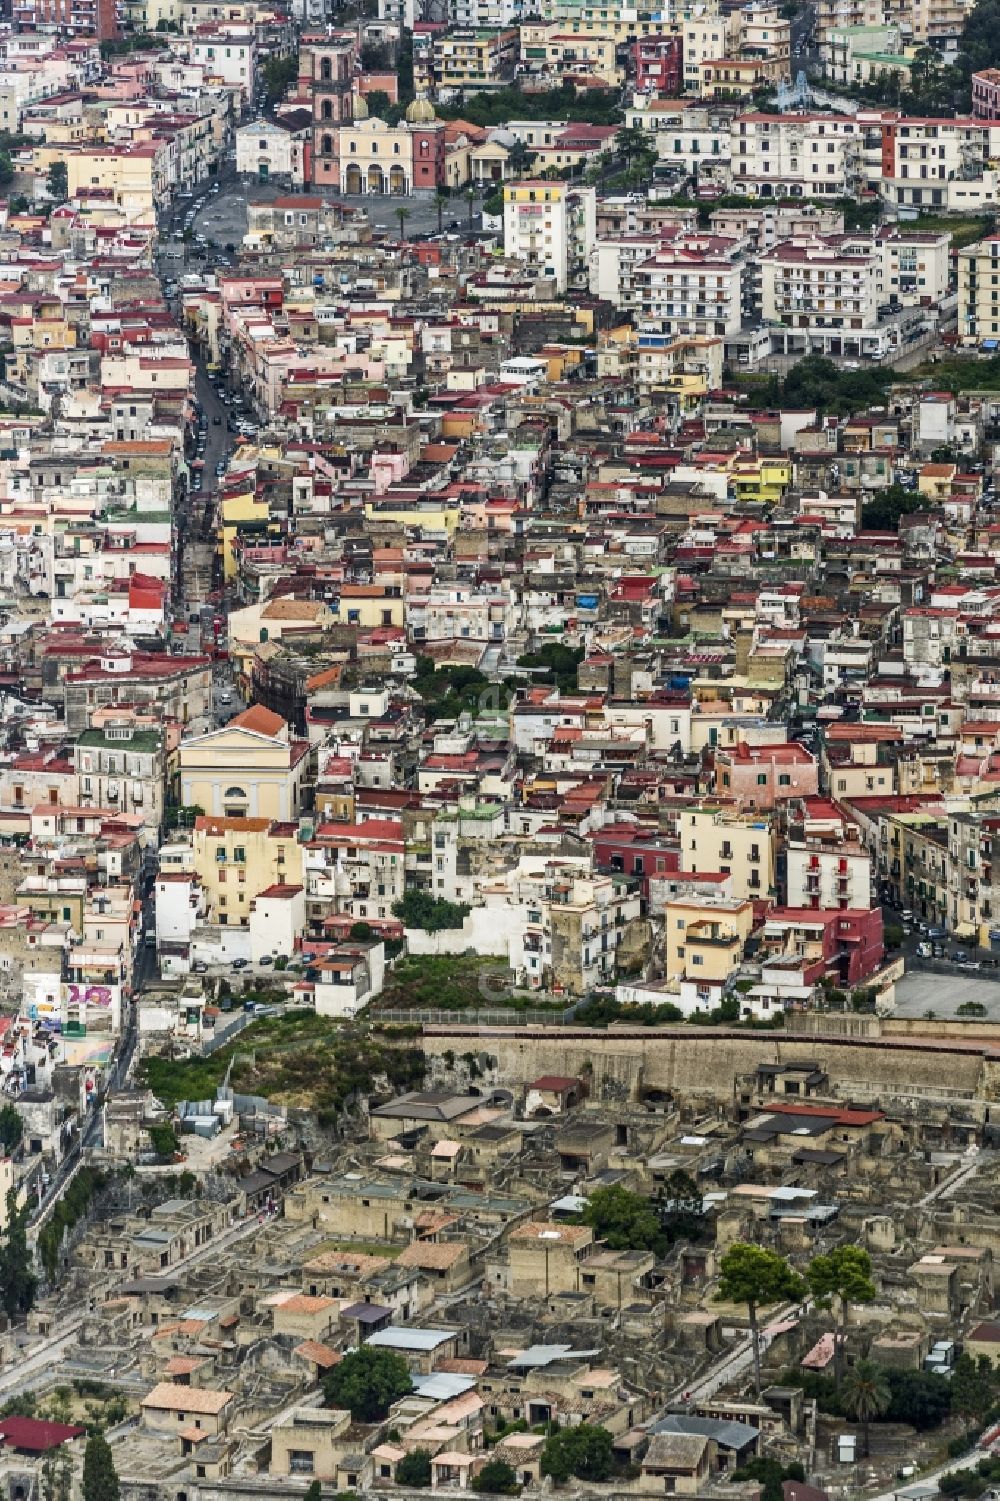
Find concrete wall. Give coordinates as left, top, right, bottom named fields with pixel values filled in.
left=419, top=1024, right=993, bottom=1104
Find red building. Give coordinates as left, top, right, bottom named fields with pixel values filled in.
left=590, top=822, right=679, bottom=901
left=761, top=906, right=884, bottom=988
left=12, top=0, right=118, bottom=36
left=633, top=36, right=683, bottom=97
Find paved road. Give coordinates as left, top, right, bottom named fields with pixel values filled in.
left=670, top=1302, right=808, bottom=1404
left=865, top=1442, right=983, bottom=1501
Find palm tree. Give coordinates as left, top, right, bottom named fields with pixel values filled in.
left=434, top=187, right=448, bottom=234
left=395, top=204, right=410, bottom=242
left=842, top=1360, right=890, bottom=1457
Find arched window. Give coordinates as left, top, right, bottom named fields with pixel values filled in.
left=224, top=786, right=247, bottom=800
left=320, top=57, right=331, bottom=80
left=321, top=98, right=332, bottom=119
left=322, top=133, right=332, bottom=154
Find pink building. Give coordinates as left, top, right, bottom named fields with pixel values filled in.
left=973, top=69, right=1000, bottom=120
left=714, top=741, right=818, bottom=812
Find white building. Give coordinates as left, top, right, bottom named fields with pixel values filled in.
left=249, top=883, right=306, bottom=963
left=683, top=11, right=739, bottom=93
left=785, top=838, right=872, bottom=909
left=730, top=112, right=863, bottom=198
left=236, top=117, right=308, bottom=185
left=503, top=181, right=595, bottom=294
left=633, top=247, right=744, bottom=337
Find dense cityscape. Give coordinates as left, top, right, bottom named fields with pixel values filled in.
left=6, top=0, right=1000, bottom=1499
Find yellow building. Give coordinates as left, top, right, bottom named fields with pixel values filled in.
left=958, top=234, right=1000, bottom=345
left=180, top=706, right=310, bottom=823
left=363, top=497, right=460, bottom=536
left=917, top=461, right=957, bottom=499
left=218, top=481, right=270, bottom=582
left=679, top=807, right=776, bottom=902
left=520, top=22, right=621, bottom=82
left=333, top=585, right=407, bottom=630
left=65, top=143, right=168, bottom=219
left=433, top=28, right=518, bottom=88
left=193, top=814, right=303, bottom=929
left=664, top=895, right=754, bottom=981
left=733, top=457, right=792, bottom=504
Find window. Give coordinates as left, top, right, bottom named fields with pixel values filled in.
left=756, top=773, right=767, bottom=786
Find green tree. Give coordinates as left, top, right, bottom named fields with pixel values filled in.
left=322, top=1346, right=413, bottom=1422
left=950, top=1353, right=995, bottom=1427
left=397, top=28, right=414, bottom=101
left=472, top=1459, right=520, bottom=1493
left=0, top=1188, right=36, bottom=1319
left=507, top=139, right=533, bottom=177
left=46, top=1388, right=72, bottom=1424
left=303, top=1484, right=323, bottom=1501
left=261, top=54, right=297, bottom=107
left=396, top=1450, right=432, bottom=1487
left=716, top=1243, right=805, bottom=1395
left=396, top=204, right=410, bottom=242
left=0, top=1101, right=22, bottom=1152
left=82, top=1432, right=120, bottom=1501
left=884, top=1366, right=952, bottom=1430
left=365, top=89, right=391, bottom=119
left=42, top=1449, right=73, bottom=1501
left=147, top=1122, right=179, bottom=1158
left=842, top=1360, right=891, bottom=1457
left=0, top=151, right=13, bottom=187
left=581, top=1183, right=665, bottom=1255
left=434, top=187, right=449, bottom=233
left=46, top=161, right=68, bottom=204
left=540, top=1425, right=614, bottom=1483
left=655, top=1169, right=707, bottom=1245
left=392, top=890, right=470, bottom=932
left=807, top=1245, right=877, bottom=1387
left=861, top=483, right=929, bottom=531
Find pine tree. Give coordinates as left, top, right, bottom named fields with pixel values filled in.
left=82, top=1432, right=120, bottom=1501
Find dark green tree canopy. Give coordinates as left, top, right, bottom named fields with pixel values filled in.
left=82, top=1432, right=120, bottom=1501
left=472, top=1458, right=520, bottom=1494
left=540, top=1425, right=614, bottom=1483
left=322, top=1345, right=413, bottom=1422
left=396, top=1449, right=432, bottom=1487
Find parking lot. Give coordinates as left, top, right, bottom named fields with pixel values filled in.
left=894, top=969, right=1000, bottom=1019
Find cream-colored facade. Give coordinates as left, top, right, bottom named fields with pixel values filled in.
left=959, top=234, right=1000, bottom=345
left=193, top=816, right=304, bottom=929
left=179, top=710, right=309, bottom=822
left=679, top=808, right=777, bottom=902
left=66, top=144, right=169, bottom=218
left=664, top=895, right=755, bottom=981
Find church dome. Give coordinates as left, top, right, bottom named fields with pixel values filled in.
left=405, top=93, right=437, bottom=124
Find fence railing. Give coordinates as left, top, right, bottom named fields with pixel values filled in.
left=375, top=1005, right=581, bottom=1027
